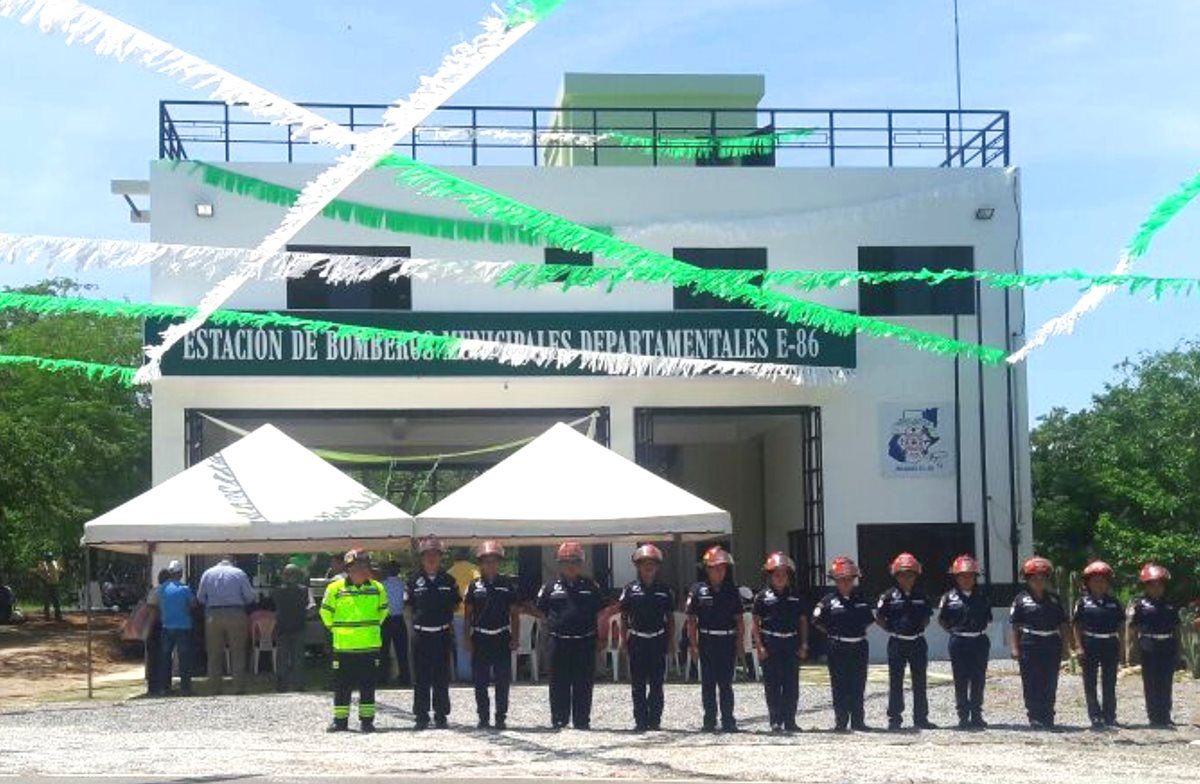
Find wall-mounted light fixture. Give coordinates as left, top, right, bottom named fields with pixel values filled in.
left=974, top=207, right=995, bottom=221
left=195, top=202, right=215, bottom=218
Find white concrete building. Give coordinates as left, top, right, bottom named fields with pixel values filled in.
left=133, top=74, right=1029, bottom=655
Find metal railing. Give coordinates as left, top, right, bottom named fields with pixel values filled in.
left=159, top=100, right=1009, bottom=168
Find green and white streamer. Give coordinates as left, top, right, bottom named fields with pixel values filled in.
left=138, top=0, right=566, bottom=383
left=0, top=352, right=136, bottom=386
left=1008, top=168, right=1200, bottom=363
left=0, top=292, right=852, bottom=386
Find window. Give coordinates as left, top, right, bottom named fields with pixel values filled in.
left=855, top=522, right=976, bottom=599
left=858, top=246, right=975, bottom=316
left=285, top=245, right=411, bottom=310
left=544, top=247, right=593, bottom=283
left=673, top=247, right=767, bottom=310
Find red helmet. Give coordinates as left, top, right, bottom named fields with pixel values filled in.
left=702, top=546, right=733, bottom=568
left=557, top=541, right=585, bottom=563
left=417, top=536, right=444, bottom=555
left=948, top=554, right=980, bottom=575
left=1139, top=563, right=1171, bottom=583
left=828, top=556, right=860, bottom=579
left=474, top=540, right=505, bottom=560
left=632, top=544, right=664, bottom=564
left=1022, top=556, right=1053, bottom=578
left=764, top=551, right=795, bottom=573
left=1082, top=560, right=1114, bottom=580
left=890, top=552, right=922, bottom=576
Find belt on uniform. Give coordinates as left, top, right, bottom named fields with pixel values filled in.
left=1142, top=633, right=1175, bottom=640
left=550, top=632, right=595, bottom=640
left=762, top=630, right=798, bottom=638
left=472, top=627, right=510, bottom=636
left=828, top=635, right=866, bottom=643
left=206, top=605, right=245, bottom=610
left=890, top=633, right=924, bottom=641
left=699, top=629, right=737, bottom=636
left=414, top=624, right=450, bottom=633
left=1083, top=631, right=1119, bottom=639
left=1021, top=628, right=1060, bottom=637
left=628, top=629, right=665, bottom=639
left=951, top=631, right=985, bottom=638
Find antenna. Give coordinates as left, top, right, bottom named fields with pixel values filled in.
left=953, top=0, right=964, bottom=151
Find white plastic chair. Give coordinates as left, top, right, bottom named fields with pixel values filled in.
left=605, top=614, right=623, bottom=682
left=741, top=611, right=759, bottom=681
left=250, top=614, right=277, bottom=675
left=511, top=615, right=539, bottom=682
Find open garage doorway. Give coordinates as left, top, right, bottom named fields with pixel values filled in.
left=629, top=407, right=825, bottom=597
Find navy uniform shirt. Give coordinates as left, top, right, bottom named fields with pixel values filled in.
left=685, top=580, right=741, bottom=633
left=937, top=588, right=993, bottom=634
left=812, top=589, right=874, bottom=639
left=1073, top=593, right=1123, bottom=636
left=464, top=574, right=519, bottom=633
left=406, top=570, right=462, bottom=629
left=752, top=585, right=807, bottom=636
left=875, top=587, right=933, bottom=637
left=1128, top=596, right=1180, bottom=638
left=536, top=576, right=603, bottom=637
left=1009, top=590, right=1067, bottom=634
left=619, top=580, right=674, bottom=635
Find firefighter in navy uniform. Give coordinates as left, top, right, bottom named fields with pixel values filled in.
left=751, top=552, right=809, bottom=733
left=875, top=552, right=936, bottom=731
left=319, top=549, right=389, bottom=733
left=937, top=554, right=993, bottom=729
left=407, top=536, right=462, bottom=729
left=464, top=540, right=520, bottom=730
left=1128, top=563, right=1180, bottom=727
left=536, top=541, right=603, bottom=730
left=812, top=556, right=874, bottom=732
left=618, top=544, right=675, bottom=732
left=1072, top=560, right=1124, bottom=729
left=686, top=546, right=743, bottom=732
left=1009, top=555, right=1069, bottom=729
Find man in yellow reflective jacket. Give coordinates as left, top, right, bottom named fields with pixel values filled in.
left=320, top=549, right=388, bottom=733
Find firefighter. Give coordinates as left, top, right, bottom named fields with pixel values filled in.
left=1072, top=560, right=1124, bottom=729
left=1128, top=563, right=1180, bottom=727
left=937, top=554, right=992, bottom=729
left=407, top=536, right=461, bottom=729
left=619, top=543, right=675, bottom=732
left=752, top=551, right=808, bottom=733
left=875, top=552, right=936, bottom=731
left=812, top=556, right=873, bottom=732
left=464, top=540, right=520, bottom=730
left=536, top=541, right=603, bottom=730
left=1009, top=555, right=1068, bottom=729
left=319, top=549, right=388, bottom=733
left=686, top=546, right=743, bottom=732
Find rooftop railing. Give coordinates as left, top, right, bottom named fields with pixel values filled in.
left=159, top=100, right=1009, bottom=168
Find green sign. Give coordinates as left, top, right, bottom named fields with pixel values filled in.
left=148, top=310, right=856, bottom=377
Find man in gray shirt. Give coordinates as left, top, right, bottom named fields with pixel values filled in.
left=197, top=557, right=256, bottom=695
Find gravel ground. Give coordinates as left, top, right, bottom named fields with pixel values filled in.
left=2, top=661, right=1199, bottom=783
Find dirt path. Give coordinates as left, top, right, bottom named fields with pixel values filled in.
left=0, top=613, right=143, bottom=701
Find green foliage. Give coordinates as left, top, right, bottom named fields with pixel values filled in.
left=1032, top=341, right=1200, bottom=598
left=0, top=278, right=150, bottom=595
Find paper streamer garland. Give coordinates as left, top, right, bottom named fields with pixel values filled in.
left=137, top=0, right=565, bottom=383
left=604, top=129, right=816, bottom=160
left=0, top=292, right=852, bottom=386
left=1008, top=168, right=1200, bottom=363
left=0, top=352, right=136, bottom=386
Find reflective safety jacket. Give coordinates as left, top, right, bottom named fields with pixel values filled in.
left=319, top=578, right=388, bottom=653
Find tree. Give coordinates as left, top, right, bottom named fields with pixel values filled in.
left=0, top=278, right=151, bottom=595
left=1032, top=341, right=1200, bottom=597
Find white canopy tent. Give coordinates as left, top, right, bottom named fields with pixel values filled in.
left=415, top=422, right=731, bottom=544
left=83, top=424, right=415, bottom=554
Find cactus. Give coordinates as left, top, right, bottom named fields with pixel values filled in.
left=1053, top=566, right=1081, bottom=673
left=1181, top=608, right=1200, bottom=679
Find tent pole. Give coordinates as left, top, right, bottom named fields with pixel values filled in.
left=85, top=546, right=93, bottom=699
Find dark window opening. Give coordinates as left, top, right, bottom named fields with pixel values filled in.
left=673, top=247, right=767, bottom=310
left=544, top=247, right=593, bottom=283
left=858, top=246, right=975, bottom=316
left=286, top=245, right=411, bottom=310
left=855, top=522, right=976, bottom=600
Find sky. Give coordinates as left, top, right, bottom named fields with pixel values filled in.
left=0, top=0, right=1198, bottom=420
